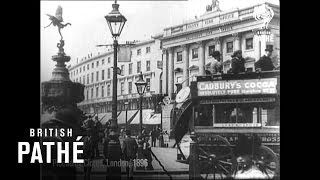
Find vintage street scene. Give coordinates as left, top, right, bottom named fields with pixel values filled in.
left=40, top=0, right=280, bottom=179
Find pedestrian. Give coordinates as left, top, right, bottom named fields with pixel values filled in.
left=143, top=134, right=154, bottom=170
left=208, top=51, right=223, bottom=74
left=122, top=129, right=138, bottom=180
left=151, top=128, right=157, bottom=147
left=159, top=130, right=164, bottom=147
left=136, top=131, right=146, bottom=170
left=82, top=128, right=95, bottom=180
left=230, top=50, right=246, bottom=74
left=163, top=131, right=169, bottom=148
left=255, top=47, right=275, bottom=72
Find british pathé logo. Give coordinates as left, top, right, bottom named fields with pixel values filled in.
left=253, top=4, right=274, bottom=29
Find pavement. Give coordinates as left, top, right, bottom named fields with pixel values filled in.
left=75, top=138, right=189, bottom=180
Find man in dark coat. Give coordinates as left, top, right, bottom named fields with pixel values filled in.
left=230, top=50, right=246, bottom=74
left=122, top=129, right=138, bottom=180
left=255, top=47, right=275, bottom=71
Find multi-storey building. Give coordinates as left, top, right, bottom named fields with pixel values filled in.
left=160, top=2, right=279, bottom=99
left=69, top=38, right=163, bottom=131
left=69, top=2, right=280, bottom=135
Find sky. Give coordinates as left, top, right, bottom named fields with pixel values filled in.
left=40, top=0, right=279, bottom=82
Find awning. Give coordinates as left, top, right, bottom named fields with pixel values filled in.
left=117, top=110, right=139, bottom=124
left=130, top=109, right=158, bottom=124
left=97, top=113, right=112, bottom=125
left=144, top=113, right=161, bottom=124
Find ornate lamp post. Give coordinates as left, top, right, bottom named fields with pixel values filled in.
left=124, top=101, right=129, bottom=129
left=135, top=72, right=148, bottom=134
left=104, top=0, right=126, bottom=179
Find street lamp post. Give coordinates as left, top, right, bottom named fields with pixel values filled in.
left=124, top=101, right=129, bottom=130
left=135, top=72, right=148, bottom=134
left=104, top=0, right=126, bottom=179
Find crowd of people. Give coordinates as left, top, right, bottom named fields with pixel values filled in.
left=80, top=117, right=171, bottom=180
left=206, top=47, right=278, bottom=75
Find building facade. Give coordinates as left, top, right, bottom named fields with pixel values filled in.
left=68, top=2, right=280, bottom=135
left=160, top=2, right=280, bottom=98
left=69, top=39, right=163, bottom=128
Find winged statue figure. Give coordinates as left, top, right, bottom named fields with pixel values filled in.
left=44, top=5, right=71, bottom=40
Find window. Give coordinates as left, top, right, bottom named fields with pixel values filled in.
left=107, top=68, right=110, bottom=79
left=107, top=84, right=110, bottom=96
left=91, top=88, right=93, bottom=98
left=87, top=74, right=89, bottom=84
left=80, top=68, right=81, bottom=73
left=83, top=66, right=85, bottom=72
left=245, top=38, right=253, bottom=50
left=177, top=51, right=182, bottom=62
left=96, top=71, right=99, bottom=82
left=146, top=47, right=151, bottom=53
left=96, top=61, right=99, bottom=67
left=108, top=57, right=111, bottom=63
left=96, top=87, right=99, bottom=97
left=101, top=86, right=104, bottom=97
left=87, top=64, right=89, bottom=70
left=129, top=63, right=132, bottom=75
left=91, top=73, right=94, bottom=83
left=86, top=90, right=89, bottom=100
left=209, top=45, right=215, bottom=57
left=137, top=61, right=141, bottom=73
left=194, top=103, right=279, bottom=127
left=227, top=41, right=233, bottom=53
left=121, top=65, right=124, bottom=75
left=83, top=76, right=85, bottom=84
left=102, top=59, right=105, bottom=65
left=120, top=82, right=124, bottom=95
left=79, top=78, right=81, bottom=84
left=92, top=62, right=94, bottom=68
left=146, top=78, right=150, bottom=92
left=128, top=82, right=132, bottom=94
left=192, top=48, right=198, bottom=59
left=76, top=69, right=78, bottom=74
left=102, top=70, right=105, bottom=80
left=146, top=61, right=150, bottom=71
left=137, top=49, right=141, bottom=55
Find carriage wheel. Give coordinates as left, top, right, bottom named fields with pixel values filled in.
left=198, top=135, right=236, bottom=180
left=254, top=145, right=280, bottom=179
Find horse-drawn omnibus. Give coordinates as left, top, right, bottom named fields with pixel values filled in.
left=173, top=70, right=280, bottom=179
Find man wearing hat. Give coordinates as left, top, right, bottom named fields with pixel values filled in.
left=208, top=51, right=223, bottom=74
left=230, top=50, right=246, bottom=74
left=255, top=47, right=275, bottom=71
left=122, top=129, right=138, bottom=180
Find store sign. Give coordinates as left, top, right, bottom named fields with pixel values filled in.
left=197, top=133, right=280, bottom=144
left=197, top=78, right=277, bottom=96
left=213, top=123, right=262, bottom=128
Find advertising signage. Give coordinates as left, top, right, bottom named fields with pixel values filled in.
left=197, top=78, right=277, bottom=96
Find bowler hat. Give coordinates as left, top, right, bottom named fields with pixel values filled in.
left=125, top=129, right=131, bottom=135
left=231, top=50, right=242, bottom=57
left=265, top=47, right=273, bottom=52
left=212, top=51, right=220, bottom=57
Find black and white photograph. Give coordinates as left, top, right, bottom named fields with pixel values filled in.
left=38, top=0, right=280, bottom=179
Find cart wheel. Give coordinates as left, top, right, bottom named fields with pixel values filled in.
left=254, top=145, right=280, bottom=179
left=198, top=135, right=236, bottom=179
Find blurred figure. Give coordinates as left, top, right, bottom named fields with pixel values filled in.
left=163, top=131, right=170, bottom=148
left=122, top=129, right=138, bottom=180
left=255, top=47, right=275, bottom=72
left=151, top=128, right=157, bottom=147
left=208, top=51, right=223, bottom=74
left=230, top=50, right=246, bottom=74
left=82, top=128, right=95, bottom=180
